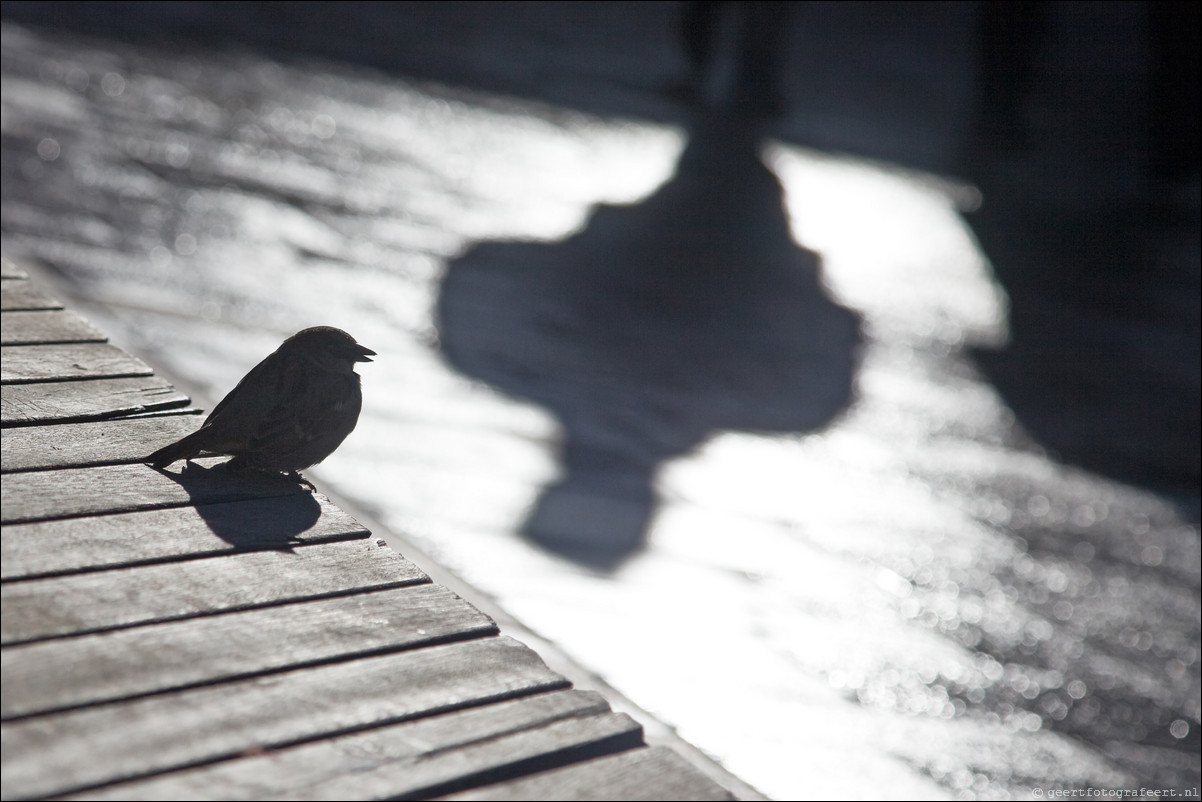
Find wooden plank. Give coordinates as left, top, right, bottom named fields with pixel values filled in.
left=69, top=692, right=636, bottom=801
left=1, top=342, right=155, bottom=383
left=0, top=636, right=568, bottom=800
left=0, top=414, right=203, bottom=472
left=1, top=375, right=191, bottom=426
left=1, top=255, right=28, bottom=279
left=1, top=538, right=427, bottom=644
left=1, top=495, right=368, bottom=580
left=2, top=583, right=497, bottom=719
left=440, top=746, right=736, bottom=801
left=1, top=277, right=63, bottom=310
left=0, top=460, right=308, bottom=525
left=394, top=714, right=643, bottom=801
left=0, top=308, right=107, bottom=345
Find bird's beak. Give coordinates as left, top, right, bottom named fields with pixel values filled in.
left=354, top=344, right=376, bottom=363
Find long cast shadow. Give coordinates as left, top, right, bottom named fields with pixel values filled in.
left=438, top=113, right=862, bottom=568
left=962, top=2, right=1201, bottom=495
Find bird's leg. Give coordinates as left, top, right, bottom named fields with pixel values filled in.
left=286, top=471, right=317, bottom=492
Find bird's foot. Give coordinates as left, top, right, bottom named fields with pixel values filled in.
left=286, top=471, right=317, bottom=493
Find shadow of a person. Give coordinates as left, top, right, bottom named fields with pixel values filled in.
left=437, top=110, right=862, bottom=569
left=962, top=2, right=1201, bottom=493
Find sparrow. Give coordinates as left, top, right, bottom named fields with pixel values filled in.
left=147, top=326, right=375, bottom=482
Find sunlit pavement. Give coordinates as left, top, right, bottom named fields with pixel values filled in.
left=2, top=13, right=1198, bottom=801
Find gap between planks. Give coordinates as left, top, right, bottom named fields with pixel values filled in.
left=1, top=494, right=370, bottom=581
left=59, top=690, right=633, bottom=802
left=2, top=537, right=429, bottom=645
left=3, top=583, right=498, bottom=720
left=1, top=637, right=571, bottom=800
left=1, top=460, right=313, bottom=525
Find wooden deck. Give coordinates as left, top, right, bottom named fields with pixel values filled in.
left=0, top=256, right=734, bottom=801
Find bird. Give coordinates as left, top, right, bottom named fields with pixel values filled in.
left=147, top=326, right=375, bottom=484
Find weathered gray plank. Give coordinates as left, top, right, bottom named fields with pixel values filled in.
left=1, top=538, right=427, bottom=644
left=0, top=414, right=203, bottom=472
left=0, top=636, right=568, bottom=800
left=0, top=255, right=28, bottom=279
left=1, top=375, right=191, bottom=425
left=69, top=692, right=636, bottom=801
left=0, top=460, right=306, bottom=525
left=1, top=277, right=63, bottom=310
left=1, top=342, right=155, bottom=383
left=0, top=308, right=106, bottom=345
left=393, top=714, right=643, bottom=802
left=441, top=746, right=736, bottom=801
left=1, top=494, right=368, bottom=580
left=2, top=583, right=496, bottom=719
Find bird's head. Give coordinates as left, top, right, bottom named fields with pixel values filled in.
left=287, top=326, right=376, bottom=369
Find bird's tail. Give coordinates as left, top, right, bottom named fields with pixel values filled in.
left=146, top=430, right=205, bottom=468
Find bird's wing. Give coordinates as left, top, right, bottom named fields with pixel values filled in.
left=201, top=352, right=291, bottom=442
left=243, top=371, right=362, bottom=468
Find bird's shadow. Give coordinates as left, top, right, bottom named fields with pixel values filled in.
left=153, top=460, right=322, bottom=552
left=437, top=113, right=863, bottom=569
